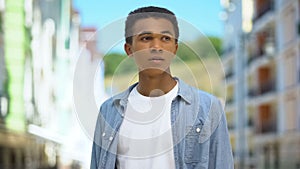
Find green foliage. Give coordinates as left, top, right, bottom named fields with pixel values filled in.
left=0, top=13, right=3, bottom=33
left=103, top=36, right=222, bottom=76
left=176, top=42, right=199, bottom=61
left=208, top=36, right=222, bottom=56
left=103, top=53, right=137, bottom=76
left=176, top=36, right=222, bottom=61
left=103, top=53, right=126, bottom=76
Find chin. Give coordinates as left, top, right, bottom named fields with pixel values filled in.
left=139, top=68, right=170, bottom=77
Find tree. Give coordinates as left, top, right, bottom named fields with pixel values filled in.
left=103, top=36, right=222, bottom=76
left=176, top=36, right=222, bottom=61
left=103, top=53, right=126, bottom=76
left=208, top=36, right=222, bottom=56
left=103, top=53, right=136, bottom=76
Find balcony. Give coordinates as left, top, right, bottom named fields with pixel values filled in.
left=225, top=69, right=234, bottom=79
left=248, top=118, right=254, bottom=128
left=228, top=123, right=235, bottom=130
left=260, top=80, right=276, bottom=95
left=255, top=104, right=277, bottom=134
left=255, top=111, right=277, bottom=134
left=247, top=54, right=263, bottom=66
left=248, top=87, right=259, bottom=97
left=299, top=70, right=300, bottom=83
left=221, top=46, right=234, bottom=56
left=247, top=38, right=276, bottom=66
left=248, top=80, right=276, bottom=98
left=256, top=118, right=277, bottom=134
left=298, top=22, right=300, bottom=36
left=226, top=97, right=234, bottom=105
left=253, top=0, right=275, bottom=23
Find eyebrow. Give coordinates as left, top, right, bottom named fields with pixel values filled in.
left=137, top=30, right=174, bottom=37
left=160, top=30, right=173, bottom=36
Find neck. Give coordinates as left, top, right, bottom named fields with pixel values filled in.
left=137, top=70, right=176, bottom=97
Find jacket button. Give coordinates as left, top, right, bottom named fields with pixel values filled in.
left=196, top=128, right=201, bottom=133
left=102, top=132, right=106, bottom=137
left=109, top=136, right=113, bottom=141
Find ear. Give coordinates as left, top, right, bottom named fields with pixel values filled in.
left=172, top=43, right=178, bottom=54
left=171, top=43, right=178, bottom=59
left=174, top=43, right=178, bottom=53
left=124, top=43, right=133, bottom=56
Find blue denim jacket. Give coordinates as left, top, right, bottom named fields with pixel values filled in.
left=91, top=78, right=234, bottom=169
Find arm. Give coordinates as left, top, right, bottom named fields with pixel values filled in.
left=90, top=141, right=101, bottom=169
left=90, top=107, right=104, bottom=169
left=208, top=101, right=234, bottom=169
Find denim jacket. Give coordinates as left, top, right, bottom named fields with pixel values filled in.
left=91, top=78, right=234, bottom=169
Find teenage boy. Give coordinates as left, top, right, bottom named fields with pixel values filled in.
left=91, top=6, right=233, bottom=169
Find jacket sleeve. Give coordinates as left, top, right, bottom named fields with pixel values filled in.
left=90, top=106, right=104, bottom=169
left=208, top=100, right=234, bottom=169
left=90, top=141, right=101, bottom=169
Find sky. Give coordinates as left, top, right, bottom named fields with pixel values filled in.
left=72, top=0, right=224, bottom=53
left=72, top=1, right=224, bottom=36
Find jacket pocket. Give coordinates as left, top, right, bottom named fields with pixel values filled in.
left=184, top=124, right=209, bottom=163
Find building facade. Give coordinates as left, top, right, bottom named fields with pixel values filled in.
left=0, top=0, right=106, bottom=168
left=221, top=0, right=300, bottom=168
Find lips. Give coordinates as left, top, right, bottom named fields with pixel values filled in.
left=148, top=56, right=164, bottom=62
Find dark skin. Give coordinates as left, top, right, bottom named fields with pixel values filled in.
left=124, top=17, right=178, bottom=97
left=137, top=71, right=177, bottom=97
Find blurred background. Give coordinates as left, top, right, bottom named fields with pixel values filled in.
left=0, top=0, right=299, bottom=169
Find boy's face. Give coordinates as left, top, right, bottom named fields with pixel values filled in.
left=125, top=17, right=178, bottom=74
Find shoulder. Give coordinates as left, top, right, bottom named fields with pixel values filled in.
left=100, top=83, right=137, bottom=112
left=176, top=78, right=223, bottom=117
left=197, top=89, right=223, bottom=112
left=188, top=85, right=223, bottom=115
left=194, top=89, right=225, bottom=142
left=99, top=84, right=137, bottom=117
left=99, top=97, right=114, bottom=111
left=199, top=90, right=223, bottom=124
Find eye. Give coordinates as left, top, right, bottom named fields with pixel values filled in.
left=140, top=36, right=153, bottom=41
left=162, top=36, right=171, bottom=41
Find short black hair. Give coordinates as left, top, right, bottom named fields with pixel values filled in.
left=125, top=6, right=179, bottom=44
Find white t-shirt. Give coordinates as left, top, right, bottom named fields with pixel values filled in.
left=116, top=82, right=178, bottom=169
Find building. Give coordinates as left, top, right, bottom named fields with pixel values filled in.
left=0, top=0, right=55, bottom=168
left=0, top=0, right=107, bottom=168
left=221, top=0, right=300, bottom=168
left=0, top=0, right=6, bottom=125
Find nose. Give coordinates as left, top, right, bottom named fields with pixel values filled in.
left=150, top=39, right=163, bottom=53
